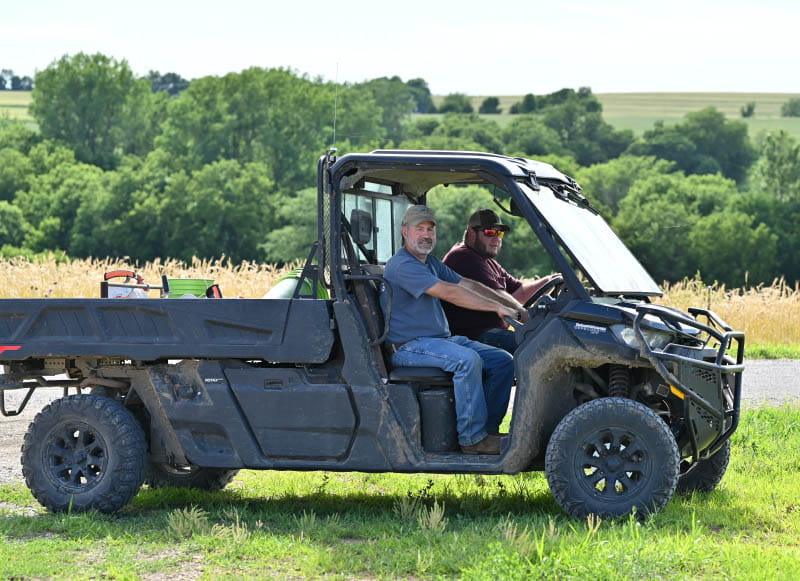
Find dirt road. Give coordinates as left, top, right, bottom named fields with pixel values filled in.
left=1, top=359, right=798, bottom=485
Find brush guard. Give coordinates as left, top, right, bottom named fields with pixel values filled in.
left=633, top=304, right=744, bottom=465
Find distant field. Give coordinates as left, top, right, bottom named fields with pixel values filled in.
left=0, top=90, right=32, bottom=121
left=5, top=90, right=800, bottom=140
left=433, top=92, right=800, bottom=140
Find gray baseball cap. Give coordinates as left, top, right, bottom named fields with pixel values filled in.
left=402, top=205, right=437, bottom=226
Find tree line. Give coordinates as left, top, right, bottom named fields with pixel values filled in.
left=0, top=52, right=799, bottom=288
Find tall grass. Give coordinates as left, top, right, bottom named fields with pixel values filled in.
left=0, top=256, right=797, bottom=350
left=660, top=277, right=800, bottom=348
left=0, top=255, right=296, bottom=300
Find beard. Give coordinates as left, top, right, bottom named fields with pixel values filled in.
left=473, top=237, right=499, bottom=258
left=407, top=237, right=435, bottom=256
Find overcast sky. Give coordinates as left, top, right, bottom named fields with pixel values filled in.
left=3, top=0, right=798, bottom=95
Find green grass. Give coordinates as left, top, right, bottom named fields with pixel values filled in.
left=2, top=406, right=800, bottom=579
left=747, top=343, right=800, bottom=359
left=597, top=92, right=800, bottom=140
left=0, top=90, right=33, bottom=121
left=431, top=92, right=800, bottom=140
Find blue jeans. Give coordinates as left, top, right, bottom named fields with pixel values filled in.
left=391, top=336, right=514, bottom=446
left=476, top=328, right=518, bottom=354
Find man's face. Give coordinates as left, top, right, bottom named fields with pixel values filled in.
left=470, top=228, right=503, bottom=258
left=403, top=221, right=436, bottom=259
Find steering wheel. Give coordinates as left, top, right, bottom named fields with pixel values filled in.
left=522, top=275, right=564, bottom=310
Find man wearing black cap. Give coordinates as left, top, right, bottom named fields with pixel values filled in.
left=443, top=208, right=560, bottom=354
left=382, top=205, right=519, bottom=455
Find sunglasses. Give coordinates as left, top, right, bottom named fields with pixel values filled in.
left=477, top=228, right=505, bottom=238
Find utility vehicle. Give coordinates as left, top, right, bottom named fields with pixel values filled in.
left=0, top=150, right=744, bottom=518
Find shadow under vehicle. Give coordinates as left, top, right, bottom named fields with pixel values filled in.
left=0, top=150, right=744, bottom=518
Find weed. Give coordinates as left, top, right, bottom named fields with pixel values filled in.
left=393, top=495, right=422, bottom=522
left=166, top=505, right=210, bottom=539
left=416, top=500, right=448, bottom=533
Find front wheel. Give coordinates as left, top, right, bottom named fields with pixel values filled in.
left=545, top=397, right=679, bottom=518
left=145, top=463, right=239, bottom=490
left=21, top=394, right=147, bottom=513
left=677, top=440, right=731, bottom=494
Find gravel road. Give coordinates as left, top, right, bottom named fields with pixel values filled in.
left=1, top=359, right=798, bottom=486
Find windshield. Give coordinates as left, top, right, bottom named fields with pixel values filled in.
left=521, top=182, right=661, bottom=296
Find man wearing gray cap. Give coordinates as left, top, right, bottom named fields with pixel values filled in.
left=443, top=208, right=560, bottom=353
left=382, top=205, right=520, bottom=455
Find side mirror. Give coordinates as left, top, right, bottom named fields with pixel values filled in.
left=350, top=208, right=373, bottom=245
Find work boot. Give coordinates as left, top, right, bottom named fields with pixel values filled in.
left=461, top=434, right=501, bottom=455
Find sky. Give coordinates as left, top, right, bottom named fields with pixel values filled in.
left=2, top=0, right=798, bottom=95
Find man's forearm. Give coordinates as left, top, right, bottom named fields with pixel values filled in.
left=428, top=281, right=518, bottom=320
left=462, top=279, right=523, bottom=311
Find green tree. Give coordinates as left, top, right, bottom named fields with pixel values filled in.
left=421, top=113, right=504, bottom=153
left=357, top=77, right=415, bottom=144
left=0, top=148, right=33, bottom=201
left=740, top=102, right=755, bottom=118
left=749, top=130, right=800, bottom=202
left=541, top=100, right=634, bottom=166
left=688, top=211, right=777, bottom=286
left=574, top=155, right=675, bottom=214
left=147, top=70, right=190, bottom=95
left=261, top=188, right=318, bottom=263
left=509, top=93, right=536, bottom=114
left=30, top=52, right=159, bottom=169
left=17, top=161, right=107, bottom=253
left=780, top=97, right=800, bottom=117
left=478, top=97, right=501, bottom=114
left=0, top=119, right=40, bottom=154
left=502, top=115, right=566, bottom=158
left=157, top=68, right=355, bottom=191
left=627, top=108, right=755, bottom=183
left=732, top=191, right=800, bottom=285
left=438, top=93, right=474, bottom=114
left=612, top=172, right=740, bottom=283
left=407, top=78, right=436, bottom=113
left=155, top=160, right=276, bottom=262
left=0, top=201, right=30, bottom=248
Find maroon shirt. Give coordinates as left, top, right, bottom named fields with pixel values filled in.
left=442, top=243, right=522, bottom=339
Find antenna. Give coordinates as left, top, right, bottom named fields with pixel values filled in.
left=331, top=62, right=339, bottom=149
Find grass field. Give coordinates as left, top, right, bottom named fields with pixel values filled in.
left=435, top=92, right=800, bottom=140
left=2, top=406, right=799, bottom=579
left=0, top=90, right=32, bottom=121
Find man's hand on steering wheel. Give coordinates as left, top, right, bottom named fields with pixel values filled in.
left=522, top=274, right=564, bottom=310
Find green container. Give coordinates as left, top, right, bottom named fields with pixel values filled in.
left=263, top=269, right=328, bottom=299
left=164, top=278, right=214, bottom=298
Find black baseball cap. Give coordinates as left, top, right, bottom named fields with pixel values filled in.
left=467, top=209, right=510, bottom=232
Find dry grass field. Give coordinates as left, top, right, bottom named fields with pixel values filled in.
left=0, top=256, right=295, bottom=301
left=0, top=257, right=796, bottom=347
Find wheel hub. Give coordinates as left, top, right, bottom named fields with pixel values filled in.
left=45, top=422, right=107, bottom=491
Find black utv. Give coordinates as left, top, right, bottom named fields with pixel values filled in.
left=0, top=149, right=744, bottom=518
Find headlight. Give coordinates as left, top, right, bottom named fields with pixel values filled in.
left=612, top=325, right=672, bottom=350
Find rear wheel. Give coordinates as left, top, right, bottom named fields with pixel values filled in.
left=677, top=440, right=731, bottom=494
left=21, top=394, right=147, bottom=513
left=145, top=463, right=239, bottom=490
left=545, top=397, right=679, bottom=518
